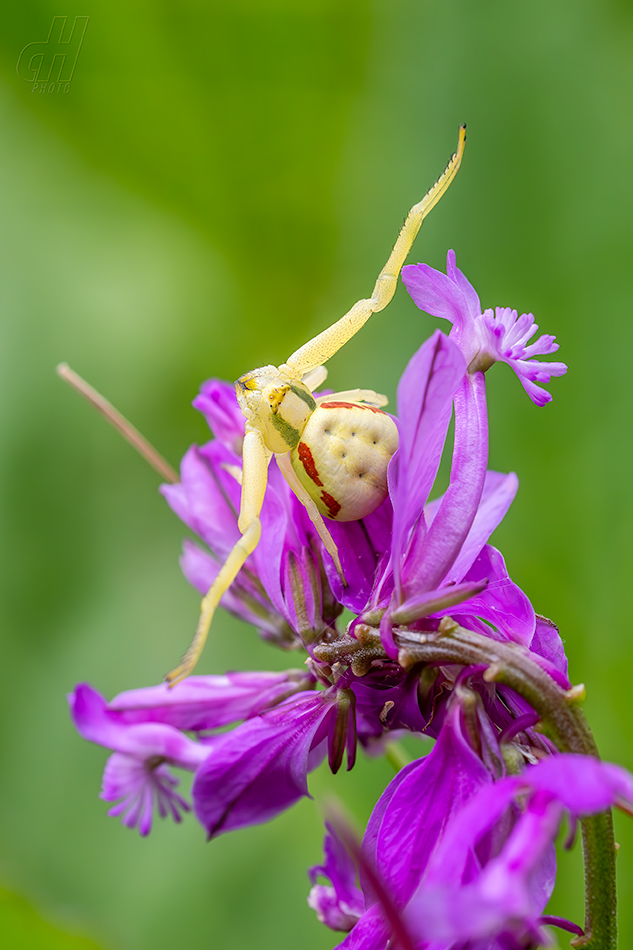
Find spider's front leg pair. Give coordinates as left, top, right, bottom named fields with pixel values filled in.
left=165, top=125, right=466, bottom=686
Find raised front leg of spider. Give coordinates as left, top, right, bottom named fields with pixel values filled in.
left=165, top=125, right=467, bottom=686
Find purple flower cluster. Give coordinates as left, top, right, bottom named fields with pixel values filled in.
left=312, top=748, right=633, bottom=949
left=70, top=252, right=630, bottom=947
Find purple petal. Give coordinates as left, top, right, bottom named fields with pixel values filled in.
left=369, top=699, right=492, bottom=907
left=307, top=885, right=363, bottom=933
left=400, top=370, right=488, bottom=598
left=250, top=459, right=293, bottom=618
left=390, top=579, right=488, bottom=625
left=516, top=372, right=555, bottom=407
left=405, top=252, right=567, bottom=406
left=168, top=444, right=338, bottom=646
left=402, top=258, right=472, bottom=339
left=69, top=683, right=208, bottom=769
left=308, top=823, right=364, bottom=931
left=406, top=790, right=560, bottom=944
left=282, top=547, right=322, bottom=642
left=412, top=754, right=633, bottom=905
left=161, top=443, right=241, bottom=558
left=442, top=471, right=519, bottom=584
left=311, top=823, right=361, bottom=903
left=402, top=250, right=481, bottom=359
left=525, top=754, right=633, bottom=814
left=420, top=780, right=519, bottom=886
left=110, top=669, right=314, bottom=731
left=326, top=498, right=394, bottom=613
left=192, top=378, right=245, bottom=453
left=446, top=248, right=482, bottom=324
left=477, top=308, right=568, bottom=406
left=179, top=538, right=218, bottom=596
left=101, top=753, right=190, bottom=836
left=530, top=615, right=569, bottom=683
left=179, top=539, right=292, bottom=639
left=361, top=755, right=414, bottom=875
left=515, top=357, right=568, bottom=382
left=391, top=331, right=466, bottom=595
left=192, top=692, right=334, bottom=837
left=333, top=905, right=390, bottom=950
left=254, top=457, right=340, bottom=635
left=443, top=545, right=536, bottom=646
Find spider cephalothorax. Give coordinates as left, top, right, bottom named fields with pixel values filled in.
left=236, top=368, right=316, bottom=453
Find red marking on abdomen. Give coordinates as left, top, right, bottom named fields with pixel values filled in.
left=321, top=491, right=341, bottom=519
left=297, top=442, right=323, bottom=486
left=319, top=401, right=384, bottom=414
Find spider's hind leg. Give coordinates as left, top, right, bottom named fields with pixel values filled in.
left=275, top=453, right=346, bottom=586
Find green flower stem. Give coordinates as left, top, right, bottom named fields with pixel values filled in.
left=395, top=620, right=617, bottom=950
left=384, top=741, right=412, bottom=773
left=575, top=811, right=617, bottom=949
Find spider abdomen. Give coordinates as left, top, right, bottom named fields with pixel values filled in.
left=290, top=401, right=398, bottom=521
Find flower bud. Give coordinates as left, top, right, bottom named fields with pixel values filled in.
left=328, top=688, right=357, bottom=774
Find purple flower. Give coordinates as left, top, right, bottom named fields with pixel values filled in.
left=402, top=250, right=567, bottom=406
left=308, top=823, right=364, bottom=931
left=70, top=683, right=209, bottom=835
left=70, top=667, right=364, bottom=840
left=69, top=668, right=318, bottom=836
left=321, top=747, right=633, bottom=949
left=363, top=696, right=495, bottom=909
left=328, top=333, right=482, bottom=613
left=404, top=754, right=633, bottom=947
left=311, top=692, right=495, bottom=947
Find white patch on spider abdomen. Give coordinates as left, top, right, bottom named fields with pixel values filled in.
left=290, top=401, right=399, bottom=521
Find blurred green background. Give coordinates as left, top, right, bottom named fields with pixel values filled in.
left=0, top=0, right=632, bottom=947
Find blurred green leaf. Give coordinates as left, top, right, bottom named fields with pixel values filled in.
left=0, top=0, right=371, bottom=368
left=0, top=887, right=104, bottom=950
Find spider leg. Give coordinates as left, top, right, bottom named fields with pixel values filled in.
left=275, top=452, right=346, bottom=586
left=165, top=426, right=269, bottom=686
left=280, top=126, right=466, bottom=377
left=302, top=365, right=329, bottom=391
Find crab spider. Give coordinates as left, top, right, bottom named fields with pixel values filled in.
left=165, top=125, right=466, bottom=686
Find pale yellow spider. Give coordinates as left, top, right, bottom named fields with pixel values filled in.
left=163, top=125, right=466, bottom=686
